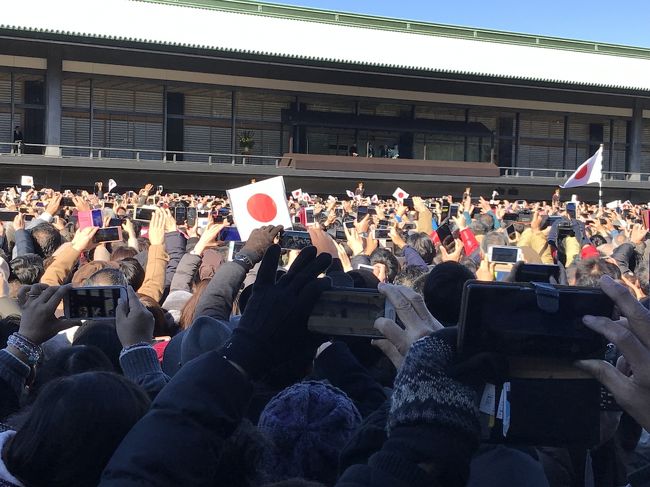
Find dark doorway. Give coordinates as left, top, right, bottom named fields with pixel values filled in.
left=588, top=123, right=604, bottom=157
left=166, top=92, right=184, bottom=161
left=398, top=132, right=414, bottom=160
left=497, top=117, right=514, bottom=168
left=23, top=80, right=45, bottom=154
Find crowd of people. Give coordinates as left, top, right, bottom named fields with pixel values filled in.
left=0, top=180, right=649, bottom=487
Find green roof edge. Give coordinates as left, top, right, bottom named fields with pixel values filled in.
left=136, top=0, right=650, bottom=60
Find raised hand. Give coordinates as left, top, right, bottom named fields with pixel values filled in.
left=116, top=286, right=155, bottom=347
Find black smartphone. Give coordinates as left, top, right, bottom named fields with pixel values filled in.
left=458, top=281, right=613, bottom=360
left=108, top=217, right=123, bottom=227
left=518, top=211, right=533, bottom=223
left=186, top=207, right=197, bottom=227
left=436, top=223, right=454, bottom=250
left=357, top=206, right=369, bottom=222
left=515, top=264, right=561, bottom=283
left=174, top=206, right=187, bottom=225
left=503, top=212, right=518, bottom=223
left=378, top=219, right=390, bottom=228
left=304, top=207, right=316, bottom=225
left=23, top=214, right=35, bottom=222
left=63, top=286, right=127, bottom=320
left=92, top=226, right=123, bottom=244
left=344, top=220, right=356, bottom=229
left=134, top=207, right=155, bottom=221
left=280, top=230, right=312, bottom=250
left=402, top=198, right=414, bottom=210
left=335, top=230, right=347, bottom=240
left=60, top=197, right=75, bottom=208
left=0, top=211, right=18, bottom=222
left=307, top=288, right=396, bottom=338
left=449, top=203, right=460, bottom=219
left=440, top=201, right=450, bottom=222
left=566, top=202, right=577, bottom=219
left=506, top=224, right=517, bottom=239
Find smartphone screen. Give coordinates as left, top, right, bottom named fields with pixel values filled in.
left=489, top=246, right=520, bottom=264
left=344, top=220, right=356, bottom=229
left=402, top=198, right=414, bottom=210
left=373, top=228, right=391, bottom=239
left=335, top=230, right=346, bottom=240
left=436, top=223, right=453, bottom=247
left=60, top=197, right=75, bottom=208
left=642, top=209, right=650, bottom=230
left=218, top=227, right=241, bottom=242
left=307, top=288, right=394, bottom=338
left=440, top=201, right=450, bottom=222
left=515, top=264, right=561, bottom=283
left=108, top=217, right=123, bottom=227
left=357, top=206, right=368, bottom=222
left=186, top=207, right=197, bottom=227
left=93, top=226, right=122, bottom=244
left=134, top=207, right=155, bottom=221
left=0, top=211, right=18, bottom=222
left=64, top=286, right=126, bottom=320
left=566, top=202, right=577, bottom=219
left=280, top=231, right=312, bottom=250
left=304, top=207, right=315, bottom=225
left=227, top=241, right=246, bottom=261
left=503, top=213, right=518, bottom=223
left=518, top=211, right=533, bottom=224
left=174, top=206, right=187, bottom=225
left=78, top=209, right=103, bottom=229
left=449, top=203, right=460, bottom=218
left=506, top=224, right=517, bottom=239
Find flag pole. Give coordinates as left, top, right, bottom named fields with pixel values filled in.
left=598, top=143, right=604, bottom=209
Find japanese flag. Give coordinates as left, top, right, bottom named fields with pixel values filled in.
left=292, top=188, right=303, bottom=199
left=227, top=176, right=292, bottom=241
left=327, top=195, right=336, bottom=202
left=346, top=190, right=355, bottom=198
left=561, top=146, right=603, bottom=189
left=108, top=179, right=117, bottom=192
left=392, top=187, right=409, bottom=201
left=371, top=194, right=379, bottom=204
left=302, top=193, right=311, bottom=202
left=20, top=175, right=34, bottom=187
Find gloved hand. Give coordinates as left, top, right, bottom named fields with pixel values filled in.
left=222, top=245, right=331, bottom=380
left=386, top=327, right=480, bottom=486
left=238, top=225, right=283, bottom=265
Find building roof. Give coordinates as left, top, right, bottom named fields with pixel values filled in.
left=3, top=0, right=650, bottom=92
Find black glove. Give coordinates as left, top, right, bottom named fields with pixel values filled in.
left=238, top=225, right=283, bottom=265
left=222, top=245, right=331, bottom=380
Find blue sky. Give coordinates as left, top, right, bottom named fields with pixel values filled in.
left=277, top=0, right=650, bottom=48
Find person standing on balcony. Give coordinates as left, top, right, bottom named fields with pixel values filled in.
left=552, top=188, right=561, bottom=209
left=355, top=182, right=365, bottom=198
left=13, top=126, right=23, bottom=155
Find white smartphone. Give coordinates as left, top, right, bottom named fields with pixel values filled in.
left=227, top=241, right=246, bottom=261
left=487, top=246, right=523, bottom=264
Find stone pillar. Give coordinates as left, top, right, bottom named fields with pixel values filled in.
left=627, top=99, right=643, bottom=180
left=44, top=51, right=62, bottom=157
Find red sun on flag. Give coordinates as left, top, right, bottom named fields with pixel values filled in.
left=397, top=192, right=405, bottom=199
left=574, top=164, right=588, bottom=180
left=246, top=193, right=278, bottom=222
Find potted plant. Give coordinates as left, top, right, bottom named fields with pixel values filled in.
left=238, top=130, right=255, bottom=154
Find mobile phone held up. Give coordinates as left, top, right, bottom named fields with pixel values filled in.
left=134, top=207, right=156, bottom=222
left=92, top=226, right=123, bottom=244
left=227, top=241, right=246, bottom=261
left=64, top=286, right=127, bottom=320
left=280, top=230, right=312, bottom=250
left=78, top=209, right=103, bottom=229
left=308, top=287, right=396, bottom=338
left=487, top=246, right=522, bottom=264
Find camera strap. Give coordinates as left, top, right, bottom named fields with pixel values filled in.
left=531, top=282, right=560, bottom=314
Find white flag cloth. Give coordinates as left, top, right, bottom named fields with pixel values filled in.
left=561, top=146, right=603, bottom=189
left=108, top=179, right=117, bottom=192
left=20, top=175, right=34, bottom=187
left=606, top=200, right=621, bottom=210
left=302, top=193, right=311, bottom=202
left=392, top=187, right=409, bottom=201
left=371, top=194, right=379, bottom=204
left=291, top=189, right=303, bottom=199
left=346, top=190, right=355, bottom=198
left=227, top=176, right=292, bottom=241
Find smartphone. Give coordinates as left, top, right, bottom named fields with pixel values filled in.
left=487, top=246, right=523, bottom=264
left=335, top=230, right=347, bottom=240
left=436, top=223, right=454, bottom=250
left=134, top=207, right=155, bottom=222
left=186, top=207, right=197, bottom=227
left=357, top=264, right=376, bottom=272
left=566, top=202, right=577, bottom=219
left=218, top=227, right=241, bottom=242
left=344, top=220, right=356, bottom=229
left=518, top=211, right=533, bottom=224
left=23, top=214, right=35, bottom=222
left=78, top=209, right=103, bottom=229
left=547, top=215, right=563, bottom=226
left=174, top=206, right=187, bottom=225
left=304, top=207, right=316, bottom=226
left=440, top=201, right=451, bottom=222
left=280, top=230, right=312, bottom=250
left=92, top=226, right=123, bottom=244
left=402, top=198, right=414, bottom=210
left=403, top=223, right=416, bottom=231
left=0, top=211, right=18, bottom=222
left=378, top=219, right=390, bottom=228
left=357, top=206, right=369, bottom=222
left=307, top=288, right=396, bottom=338
left=60, top=196, right=75, bottom=208
left=63, top=286, right=127, bottom=320
left=227, top=241, right=246, bottom=261
left=503, top=212, right=518, bottom=223
left=373, top=228, right=391, bottom=240
left=157, top=185, right=164, bottom=193
left=515, top=264, right=561, bottom=283
left=642, top=209, right=650, bottom=230
left=108, top=217, right=123, bottom=227
left=458, top=281, right=613, bottom=360
left=506, top=224, right=517, bottom=240
left=449, top=203, right=460, bottom=219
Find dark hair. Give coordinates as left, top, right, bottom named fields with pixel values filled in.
left=470, top=219, right=490, bottom=237
left=179, top=279, right=211, bottom=330
left=30, top=223, right=63, bottom=258
left=575, top=258, right=621, bottom=287
left=423, top=262, right=475, bottom=326
left=406, top=232, right=436, bottom=264
left=369, top=248, right=400, bottom=283
left=117, top=258, right=145, bottom=290
left=139, top=293, right=178, bottom=337
left=110, top=246, right=138, bottom=261
left=27, top=345, right=115, bottom=402
left=6, top=372, right=150, bottom=487
left=9, top=254, right=44, bottom=285
left=84, top=268, right=128, bottom=287
left=480, top=231, right=509, bottom=255
left=73, top=322, right=123, bottom=371
left=393, top=265, right=428, bottom=289
left=636, top=260, right=649, bottom=295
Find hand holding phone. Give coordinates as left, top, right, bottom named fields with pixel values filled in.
left=63, top=286, right=127, bottom=321
left=115, top=286, right=154, bottom=347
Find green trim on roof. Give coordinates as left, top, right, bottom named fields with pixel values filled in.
left=137, top=0, right=650, bottom=60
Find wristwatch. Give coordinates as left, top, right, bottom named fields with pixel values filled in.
left=233, top=252, right=254, bottom=271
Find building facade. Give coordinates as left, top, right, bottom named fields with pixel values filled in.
left=1, top=0, right=650, bottom=180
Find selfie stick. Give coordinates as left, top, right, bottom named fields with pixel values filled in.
left=598, top=144, right=603, bottom=209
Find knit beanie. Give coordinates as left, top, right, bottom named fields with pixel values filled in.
left=258, top=380, right=362, bottom=484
